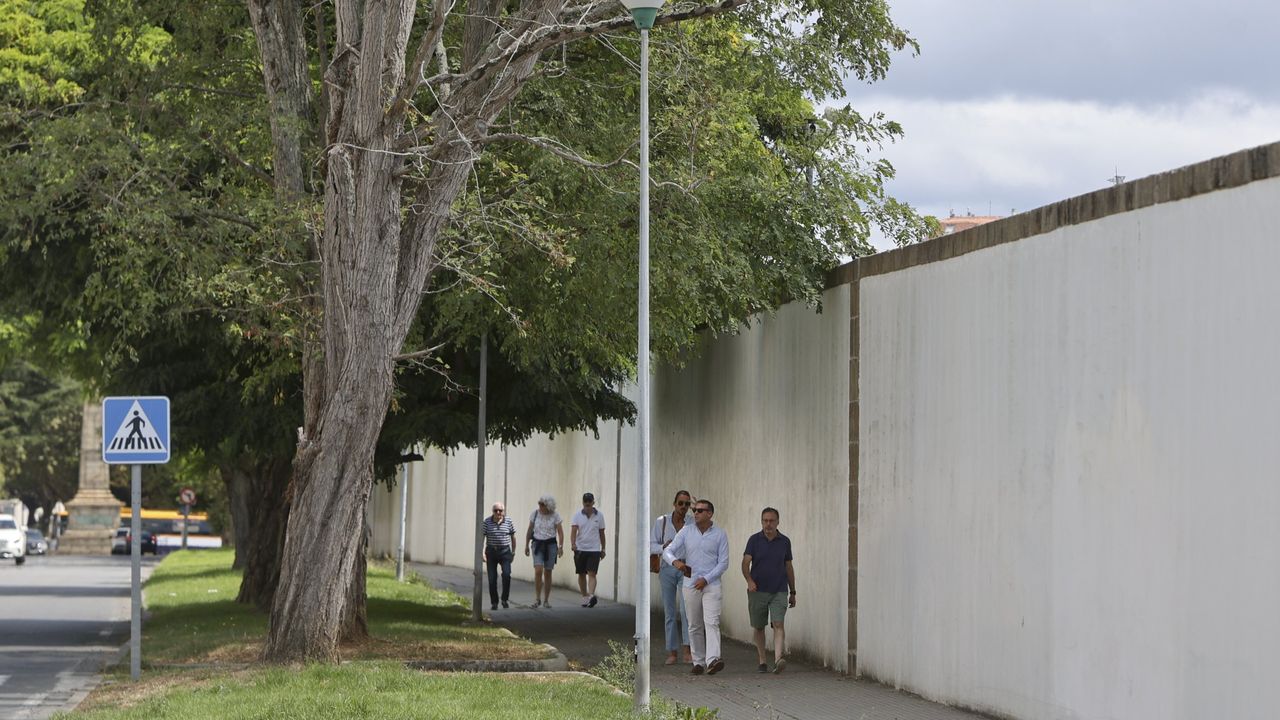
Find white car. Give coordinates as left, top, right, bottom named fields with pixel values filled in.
left=0, top=514, right=26, bottom=565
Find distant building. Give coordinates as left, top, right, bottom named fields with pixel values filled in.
left=936, top=210, right=1002, bottom=237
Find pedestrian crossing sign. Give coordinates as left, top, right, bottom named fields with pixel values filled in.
left=102, top=396, right=171, bottom=464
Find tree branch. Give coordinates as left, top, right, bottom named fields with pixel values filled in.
left=193, top=208, right=263, bottom=231
left=558, top=1, right=616, bottom=25
left=474, top=132, right=637, bottom=171
left=202, top=133, right=275, bottom=188
left=164, top=83, right=258, bottom=99
left=475, top=132, right=705, bottom=196
left=387, top=0, right=452, bottom=122
left=393, top=342, right=447, bottom=362
left=426, top=0, right=750, bottom=99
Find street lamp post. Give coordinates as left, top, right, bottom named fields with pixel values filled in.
left=619, top=0, right=663, bottom=712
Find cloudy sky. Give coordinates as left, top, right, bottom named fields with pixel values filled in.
left=850, top=0, right=1280, bottom=248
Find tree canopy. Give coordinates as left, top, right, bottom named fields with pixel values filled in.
left=1, top=0, right=929, bottom=660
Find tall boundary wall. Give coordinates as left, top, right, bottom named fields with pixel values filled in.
left=371, top=284, right=852, bottom=669
left=371, top=141, right=1280, bottom=718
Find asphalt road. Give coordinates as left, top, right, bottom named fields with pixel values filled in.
left=0, top=554, right=156, bottom=719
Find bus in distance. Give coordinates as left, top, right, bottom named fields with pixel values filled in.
left=117, top=508, right=223, bottom=552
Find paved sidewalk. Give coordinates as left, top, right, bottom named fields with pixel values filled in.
left=408, top=562, right=987, bottom=720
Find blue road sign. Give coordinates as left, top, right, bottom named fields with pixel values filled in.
left=102, top=396, right=171, bottom=464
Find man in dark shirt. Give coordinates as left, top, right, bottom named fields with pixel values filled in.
left=741, top=507, right=796, bottom=673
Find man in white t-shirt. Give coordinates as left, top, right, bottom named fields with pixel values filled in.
left=570, top=492, right=607, bottom=608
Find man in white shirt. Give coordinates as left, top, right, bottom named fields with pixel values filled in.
left=663, top=498, right=730, bottom=675
left=570, top=492, right=607, bottom=607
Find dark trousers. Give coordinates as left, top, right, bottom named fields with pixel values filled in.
left=486, top=546, right=513, bottom=604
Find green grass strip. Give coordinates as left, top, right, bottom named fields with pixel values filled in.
left=137, top=550, right=547, bottom=665
left=66, top=663, right=634, bottom=719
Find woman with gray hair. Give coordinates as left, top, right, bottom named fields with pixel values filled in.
left=524, top=494, right=564, bottom=608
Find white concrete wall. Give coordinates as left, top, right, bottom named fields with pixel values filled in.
left=371, top=284, right=852, bottom=668
left=857, top=176, right=1280, bottom=719
left=654, top=284, right=850, bottom=669
left=372, top=430, right=632, bottom=595
left=370, top=155, right=1280, bottom=715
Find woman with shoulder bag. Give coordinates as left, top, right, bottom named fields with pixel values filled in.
left=650, top=490, right=693, bottom=665
left=525, top=494, right=564, bottom=608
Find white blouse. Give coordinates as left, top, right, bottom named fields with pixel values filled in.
left=529, top=510, right=562, bottom=540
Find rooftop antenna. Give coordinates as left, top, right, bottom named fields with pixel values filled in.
left=1107, top=167, right=1125, bottom=186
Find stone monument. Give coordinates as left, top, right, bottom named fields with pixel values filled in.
left=57, top=401, right=122, bottom=554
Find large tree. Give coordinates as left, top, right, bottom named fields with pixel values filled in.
left=0, top=0, right=303, bottom=592
left=0, top=346, right=82, bottom=516
left=243, top=0, right=918, bottom=662
left=2, top=0, right=925, bottom=661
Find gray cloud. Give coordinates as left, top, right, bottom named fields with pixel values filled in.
left=855, top=0, right=1279, bottom=104
left=859, top=92, right=1280, bottom=249
left=844, top=0, right=1279, bottom=250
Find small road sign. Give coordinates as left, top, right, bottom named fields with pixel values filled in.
left=102, top=397, right=171, bottom=465
left=179, top=488, right=196, bottom=506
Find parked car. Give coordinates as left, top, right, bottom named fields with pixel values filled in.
left=25, top=528, right=47, bottom=555
left=0, top=514, right=25, bottom=565
left=111, top=527, right=158, bottom=555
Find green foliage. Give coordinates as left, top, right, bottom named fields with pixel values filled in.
left=1, top=0, right=934, bottom=546
left=424, top=15, right=933, bottom=407
left=591, top=640, right=721, bottom=720
left=0, top=0, right=93, bottom=105
left=0, top=357, right=81, bottom=516
left=2, top=0, right=929, bottom=431
left=0, top=0, right=303, bottom=517
left=591, top=639, right=639, bottom=691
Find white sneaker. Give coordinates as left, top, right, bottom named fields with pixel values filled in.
left=581, top=597, right=591, bottom=607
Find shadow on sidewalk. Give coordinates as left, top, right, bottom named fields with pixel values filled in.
left=407, top=562, right=990, bottom=720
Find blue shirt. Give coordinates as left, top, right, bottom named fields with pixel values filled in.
left=743, top=531, right=792, bottom=593
left=663, top=522, right=730, bottom=588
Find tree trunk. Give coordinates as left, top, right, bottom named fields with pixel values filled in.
left=256, top=0, right=557, bottom=663
left=226, top=465, right=250, bottom=569
left=340, top=526, right=369, bottom=643
left=231, top=458, right=293, bottom=609
left=246, top=0, right=312, bottom=200
left=263, top=366, right=391, bottom=661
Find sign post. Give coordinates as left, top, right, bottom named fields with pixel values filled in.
left=178, top=488, right=196, bottom=550
left=102, top=396, right=171, bottom=682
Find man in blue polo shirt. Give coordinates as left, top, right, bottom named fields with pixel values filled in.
left=741, top=506, right=796, bottom=673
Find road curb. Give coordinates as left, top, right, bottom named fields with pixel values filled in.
left=405, top=641, right=568, bottom=672
left=57, top=639, right=130, bottom=715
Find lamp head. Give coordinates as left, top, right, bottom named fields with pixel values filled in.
left=620, top=0, right=663, bottom=30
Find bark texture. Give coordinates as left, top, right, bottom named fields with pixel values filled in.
left=246, top=0, right=313, bottom=200
left=340, top=528, right=369, bottom=643
left=249, top=0, right=745, bottom=663
left=227, top=464, right=250, bottom=570
left=229, top=458, right=293, bottom=609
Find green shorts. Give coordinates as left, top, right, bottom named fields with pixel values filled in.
left=748, top=590, right=788, bottom=629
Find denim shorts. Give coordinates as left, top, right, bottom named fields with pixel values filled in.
left=531, top=538, right=558, bottom=569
